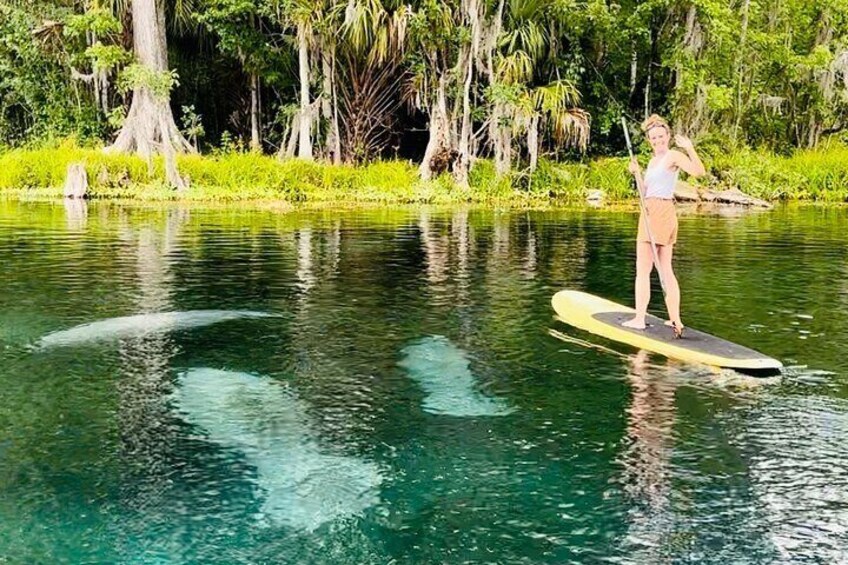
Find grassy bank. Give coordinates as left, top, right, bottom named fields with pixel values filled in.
left=0, top=144, right=628, bottom=205
left=1, top=141, right=847, bottom=204
left=709, top=143, right=848, bottom=201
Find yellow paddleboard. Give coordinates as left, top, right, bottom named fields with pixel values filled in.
left=552, top=290, right=782, bottom=374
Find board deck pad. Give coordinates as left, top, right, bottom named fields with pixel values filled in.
left=552, top=290, right=782, bottom=373
left=594, top=312, right=770, bottom=360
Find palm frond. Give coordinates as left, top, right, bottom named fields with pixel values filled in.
left=496, top=50, right=533, bottom=83
left=534, top=79, right=581, bottom=112
left=550, top=107, right=589, bottom=150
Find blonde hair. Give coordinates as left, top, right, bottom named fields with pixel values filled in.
left=641, top=114, right=671, bottom=135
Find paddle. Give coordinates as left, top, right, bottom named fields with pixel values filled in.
left=621, top=116, right=667, bottom=297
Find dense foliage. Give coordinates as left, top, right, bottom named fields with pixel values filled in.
left=2, top=0, right=847, bottom=182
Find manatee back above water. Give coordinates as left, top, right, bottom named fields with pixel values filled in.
left=36, top=310, right=278, bottom=348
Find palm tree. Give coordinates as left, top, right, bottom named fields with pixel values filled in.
left=488, top=0, right=588, bottom=174
left=337, top=0, right=409, bottom=163
left=489, top=0, right=545, bottom=175
left=526, top=80, right=589, bottom=170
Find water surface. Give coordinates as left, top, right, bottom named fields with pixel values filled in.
left=1, top=201, right=847, bottom=563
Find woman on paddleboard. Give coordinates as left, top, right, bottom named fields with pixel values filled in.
left=622, top=114, right=706, bottom=338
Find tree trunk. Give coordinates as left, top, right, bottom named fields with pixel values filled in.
left=321, top=51, right=332, bottom=160
left=450, top=76, right=462, bottom=143
left=455, top=46, right=474, bottom=187
left=644, top=67, right=651, bottom=120
left=644, top=26, right=655, bottom=120
left=323, top=49, right=341, bottom=164
left=808, top=114, right=821, bottom=148
left=331, top=53, right=342, bottom=165
left=87, top=31, right=103, bottom=113
left=733, top=0, right=750, bottom=141
left=284, top=113, right=300, bottom=158
left=250, top=72, right=261, bottom=151
left=630, top=43, right=637, bottom=95
left=419, top=75, right=451, bottom=180
left=64, top=163, right=89, bottom=199
left=297, top=25, right=313, bottom=160
left=527, top=116, right=539, bottom=172
left=454, top=0, right=482, bottom=188
left=99, top=69, right=110, bottom=114
left=495, top=123, right=511, bottom=176
left=487, top=0, right=506, bottom=175
left=106, top=0, right=192, bottom=190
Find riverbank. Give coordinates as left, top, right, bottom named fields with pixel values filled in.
left=1, top=142, right=847, bottom=204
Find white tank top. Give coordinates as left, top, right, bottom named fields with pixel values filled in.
left=643, top=152, right=678, bottom=199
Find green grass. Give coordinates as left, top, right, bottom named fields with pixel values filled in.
left=2, top=140, right=848, bottom=205
left=708, top=142, right=848, bottom=202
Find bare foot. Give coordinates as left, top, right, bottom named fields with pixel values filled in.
left=622, top=318, right=646, bottom=330
left=671, top=321, right=685, bottom=339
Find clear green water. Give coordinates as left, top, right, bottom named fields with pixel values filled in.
left=1, top=201, right=848, bottom=564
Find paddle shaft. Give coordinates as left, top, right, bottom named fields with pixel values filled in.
left=621, top=117, right=667, bottom=297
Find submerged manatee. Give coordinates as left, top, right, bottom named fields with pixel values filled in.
left=171, top=368, right=383, bottom=532
left=399, top=335, right=514, bottom=416
left=36, top=310, right=276, bottom=348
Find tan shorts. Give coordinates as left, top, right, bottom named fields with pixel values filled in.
left=637, top=198, right=678, bottom=246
